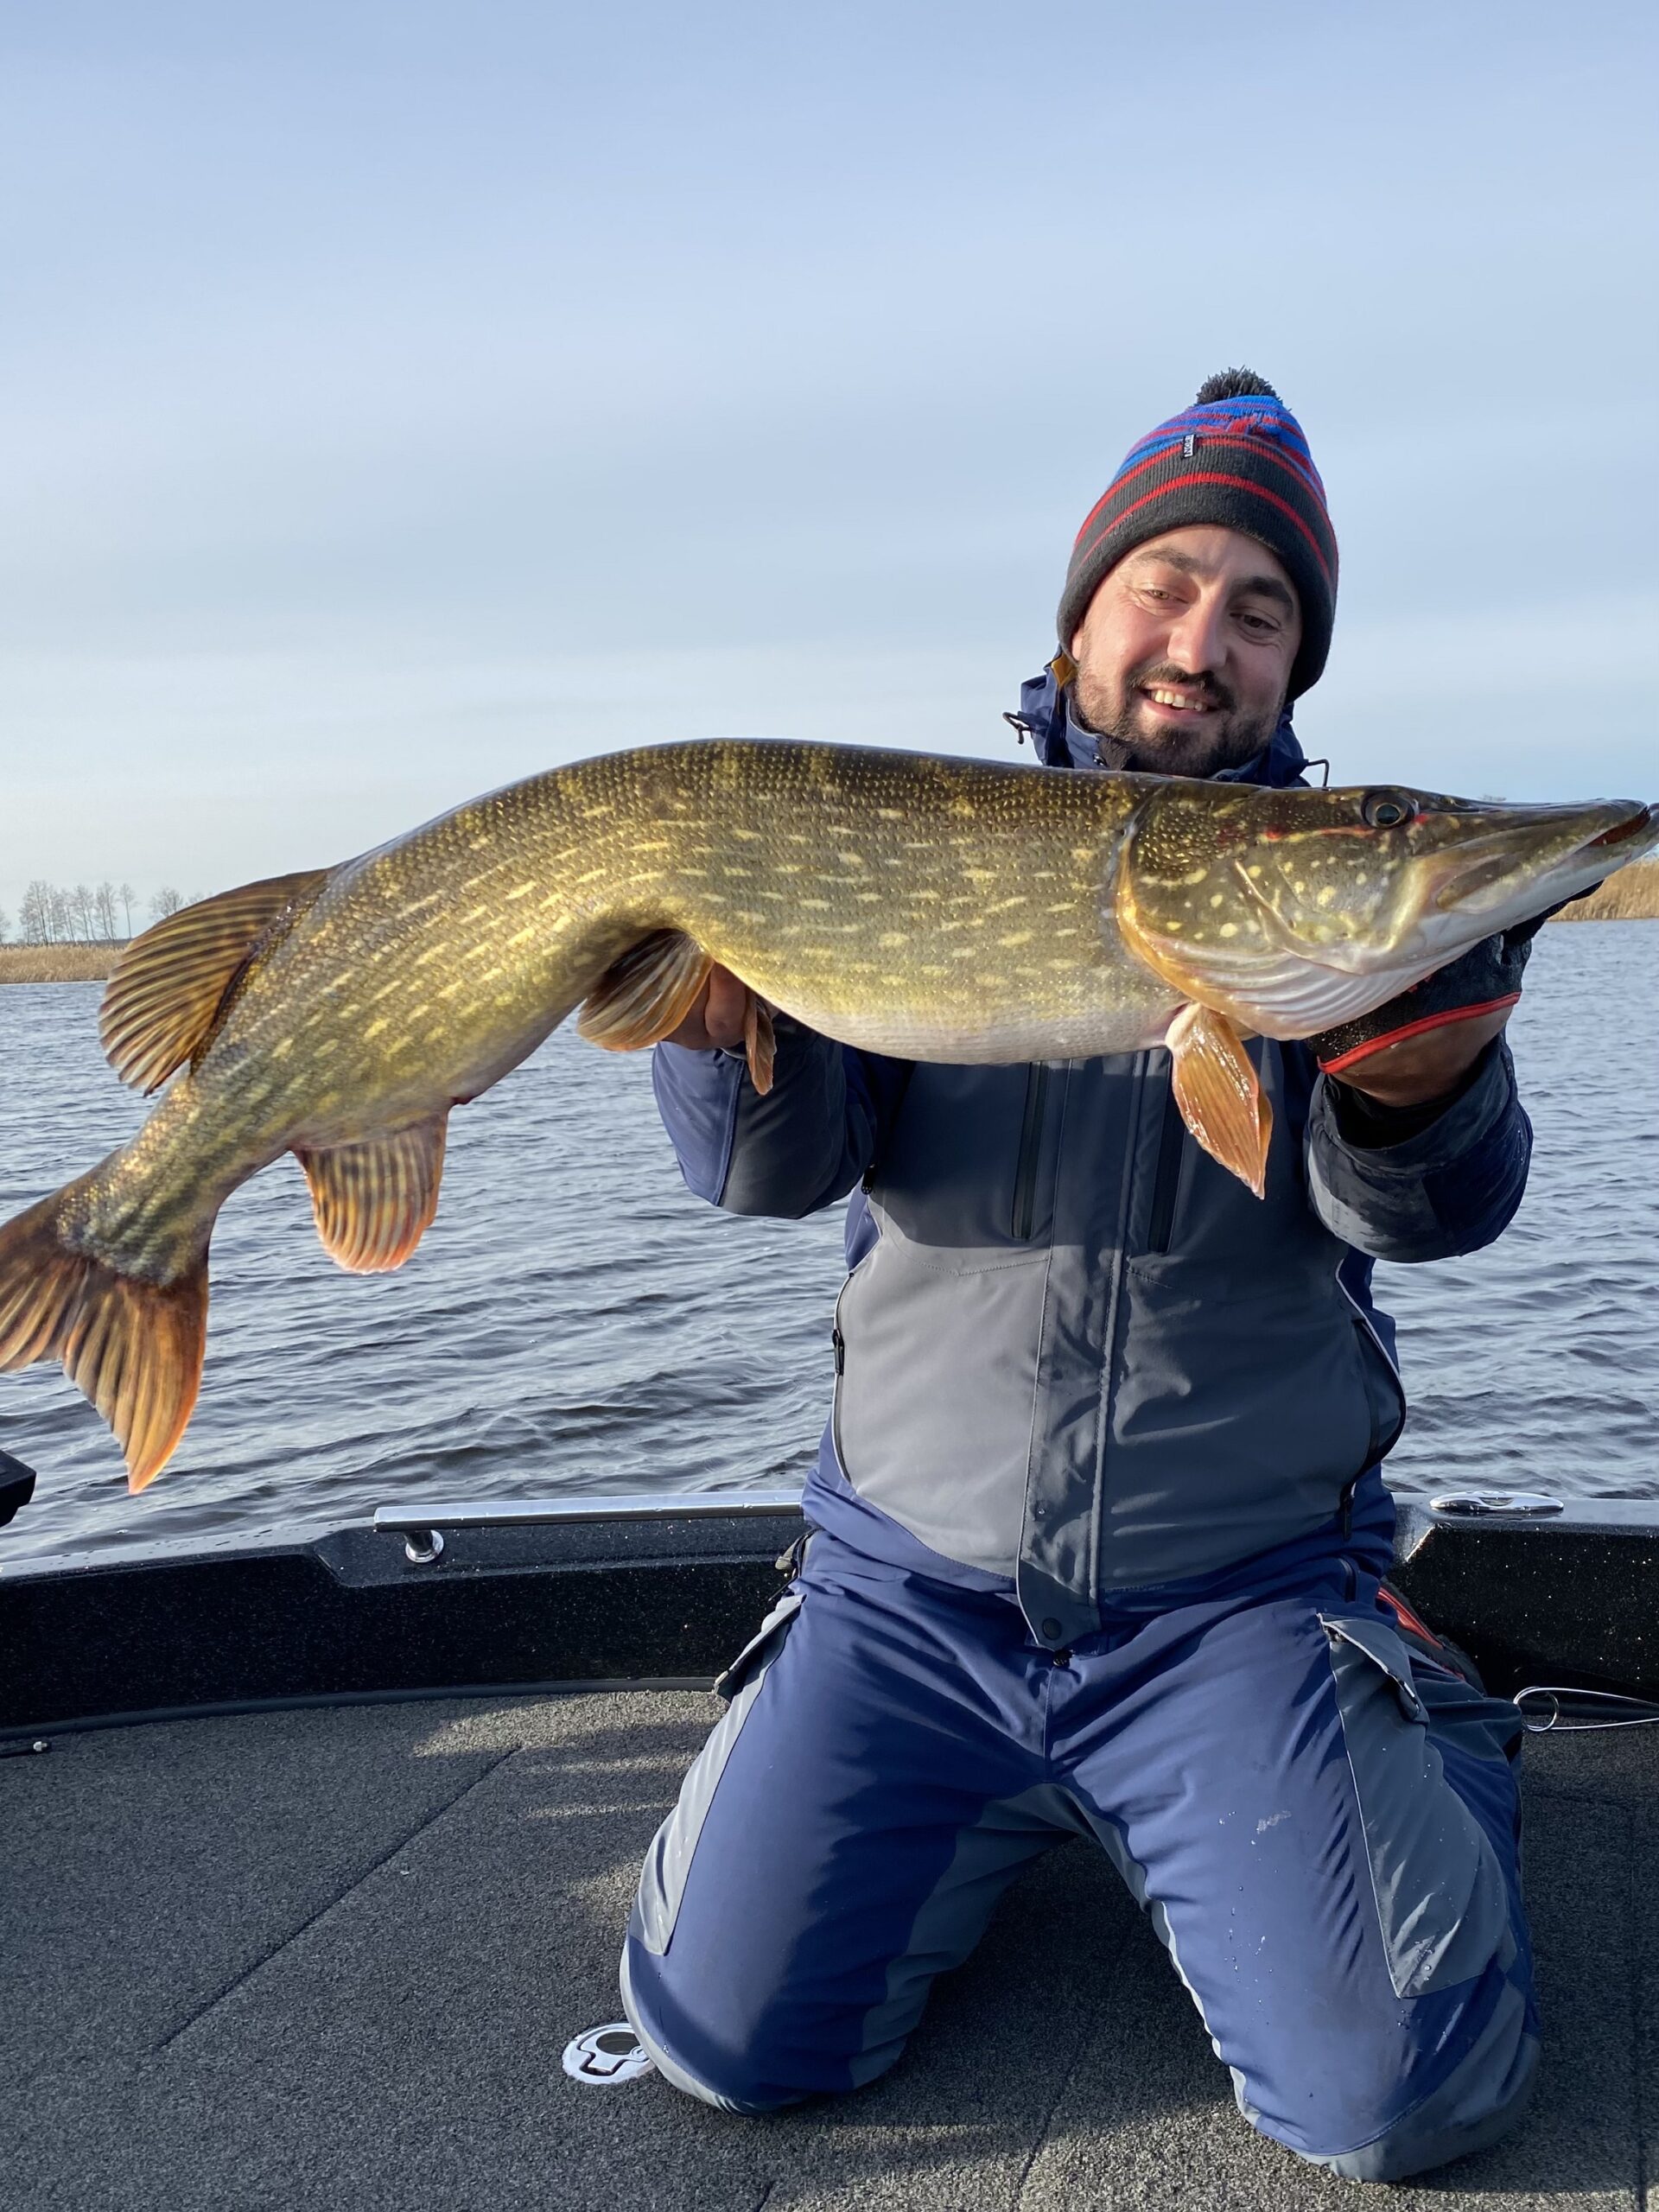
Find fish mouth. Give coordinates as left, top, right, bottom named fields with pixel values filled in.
left=1428, top=799, right=1657, bottom=919
left=1585, top=803, right=1658, bottom=851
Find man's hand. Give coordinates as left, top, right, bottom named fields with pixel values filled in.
left=1331, top=1003, right=1513, bottom=1110
left=1309, top=906, right=1564, bottom=1114
left=663, top=963, right=754, bottom=1052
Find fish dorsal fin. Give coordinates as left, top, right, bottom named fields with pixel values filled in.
left=577, top=930, right=715, bottom=1053
left=294, top=1116, right=448, bottom=1274
left=1166, top=1003, right=1274, bottom=1199
left=100, top=869, right=332, bottom=1093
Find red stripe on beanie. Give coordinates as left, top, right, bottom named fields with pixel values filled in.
left=1071, top=433, right=1329, bottom=552
left=1074, top=470, right=1337, bottom=590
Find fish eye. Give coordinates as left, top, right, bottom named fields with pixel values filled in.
left=1360, top=789, right=1417, bottom=829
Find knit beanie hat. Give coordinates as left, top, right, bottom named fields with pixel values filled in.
left=1057, top=370, right=1338, bottom=698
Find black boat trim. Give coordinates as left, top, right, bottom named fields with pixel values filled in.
left=3, top=1492, right=1656, bottom=1736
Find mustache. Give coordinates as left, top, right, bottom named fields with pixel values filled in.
left=1131, top=663, right=1236, bottom=713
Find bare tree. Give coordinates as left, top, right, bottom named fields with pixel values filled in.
left=0, top=905, right=10, bottom=943
left=19, top=882, right=53, bottom=944
left=149, top=886, right=185, bottom=920
left=69, top=884, right=96, bottom=942
left=118, top=881, right=137, bottom=938
left=48, top=887, right=73, bottom=943
left=94, top=880, right=119, bottom=941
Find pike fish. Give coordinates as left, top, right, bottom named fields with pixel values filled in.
left=0, top=740, right=1651, bottom=1491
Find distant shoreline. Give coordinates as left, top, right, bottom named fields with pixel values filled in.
left=3, top=861, right=1655, bottom=985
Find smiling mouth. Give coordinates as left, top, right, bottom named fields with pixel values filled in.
left=1139, top=684, right=1223, bottom=717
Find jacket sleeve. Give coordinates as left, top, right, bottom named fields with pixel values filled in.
left=652, top=1014, right=909, bottom=1219
left=1304, top=1037, right=1532, bottom=1262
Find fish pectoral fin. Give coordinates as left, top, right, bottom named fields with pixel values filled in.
left=295, top=1116, right=448, bottom=1274
left=1166, top=1003, right=1273, bottom=1199
left=576, top=929, right=715, bottom=1053
left=100, top=868, right=334, bottom=1093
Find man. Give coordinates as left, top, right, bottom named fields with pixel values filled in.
left=620, top=372, right=1540, bottom=2183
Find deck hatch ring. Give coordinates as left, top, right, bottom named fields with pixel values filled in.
left=403, top=1528, right=444, bottom=1565
left=1428, top=1491, right=1563, bottom=1520
left=563, top=2024, right=656, bottom=2084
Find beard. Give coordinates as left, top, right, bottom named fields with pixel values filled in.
left=1070, top=657, right=1281, bottom=779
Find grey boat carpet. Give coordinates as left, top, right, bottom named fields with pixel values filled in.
left=3, top=1690, right=1654, bottom=2211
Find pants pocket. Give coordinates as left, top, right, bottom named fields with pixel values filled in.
left=1319, top=1611, right=1509, bottom=2000
left=634, top=1589, right=804, bottom=1956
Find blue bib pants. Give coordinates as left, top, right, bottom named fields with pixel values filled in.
left=622, top=1527, right=1538, bottom=2183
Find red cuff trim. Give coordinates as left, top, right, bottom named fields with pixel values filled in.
left=1317, top=995, right=1521, bottom=1076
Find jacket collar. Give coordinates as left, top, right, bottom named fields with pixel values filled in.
left=1009, top=662, right=1309, bottom=790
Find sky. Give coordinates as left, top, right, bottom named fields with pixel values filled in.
left=3, top=1, right=1656, bottom=926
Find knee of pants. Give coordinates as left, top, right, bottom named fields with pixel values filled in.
left=1274, top=1976, right=1541, bottom=2184
left=620, top=1936, right=816, bottom=2118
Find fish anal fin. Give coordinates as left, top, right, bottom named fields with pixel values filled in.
left=296, top=1116, right=448, bottom=1274
left=1166, top=1003, right=1273, bottom=1199
left=100, top=869, right=333, bottom=1093
left=576, top=930, right=715, bottom=1053
left=0, top=1179, right=209, bottom=1491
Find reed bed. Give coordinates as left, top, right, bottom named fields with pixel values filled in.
left=1552, top=859, right=1659, bottom=922
left=0, top=944, right=119, bottom=983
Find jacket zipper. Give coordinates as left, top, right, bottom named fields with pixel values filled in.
left=1335, top=1268, right=1408, bottom=1469
left=1011, top=1063, right=1049, bottom=1240
left=1145, top=1083, right=1186, bottom=1255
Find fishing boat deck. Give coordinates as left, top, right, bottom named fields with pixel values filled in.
left=5, top=1689, right=1656, bottom=2211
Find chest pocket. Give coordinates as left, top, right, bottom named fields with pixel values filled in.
left=866, top=1063, right=1058, bottom=1268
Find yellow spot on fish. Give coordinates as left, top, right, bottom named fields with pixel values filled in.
left=1219, top=923, right=1238, bottom=938
left=997, top=931, right=1033, bottom=948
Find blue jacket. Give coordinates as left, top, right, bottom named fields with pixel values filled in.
left=652, top=683, right=1533, bottom=1637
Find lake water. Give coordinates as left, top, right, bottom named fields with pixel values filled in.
left=1, top=924, right=1655, bottom=1568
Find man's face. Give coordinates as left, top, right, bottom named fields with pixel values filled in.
left=1069, top=524, right=1302, bottom=777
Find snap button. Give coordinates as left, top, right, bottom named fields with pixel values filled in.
left=1041, top=1617, right=1064, bottom=1643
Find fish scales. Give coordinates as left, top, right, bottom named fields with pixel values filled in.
left=0, top=738, right=1650, bottom=1491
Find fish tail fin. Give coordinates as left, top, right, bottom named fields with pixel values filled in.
left=0, top=1179, right=209, bottom=1492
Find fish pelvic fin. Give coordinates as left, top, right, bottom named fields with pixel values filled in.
left=101, top=868, right=334, bottom=1092
left=576, top=929, right=715, bottom=1056
left=295, top=1116, right=448, bottom=1274
left=744, top=995, right=776, bottom=1096
left=0, top=1179, right=209, bottom=1491
left=1166, top=1003, right=1273, bottom=1200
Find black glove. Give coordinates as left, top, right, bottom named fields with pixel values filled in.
left=1308, top=903, right=1572, bottom=1077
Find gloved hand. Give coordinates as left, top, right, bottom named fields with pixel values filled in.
left=1308, top=903, right=1570, bottom=1085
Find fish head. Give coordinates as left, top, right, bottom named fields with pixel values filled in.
left=1116, top=778, right=1656, bottom=1038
